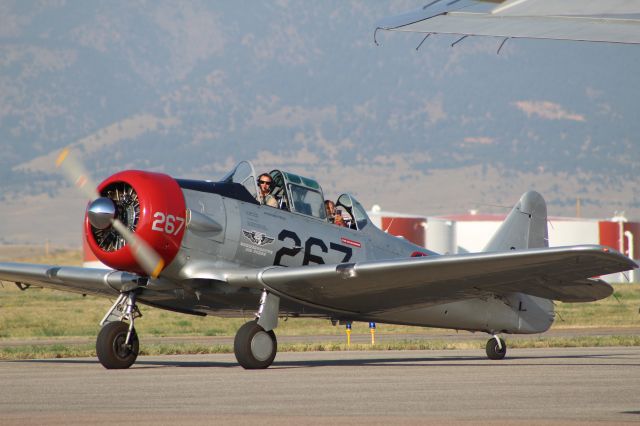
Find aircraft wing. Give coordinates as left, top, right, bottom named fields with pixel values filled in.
left=377, top=0, right=640, bottom=45
left=0, top=263, right=144, bottom=296
left=2, top=246, right=635, bottom=316
left=229, top=245, right=636, bottom=314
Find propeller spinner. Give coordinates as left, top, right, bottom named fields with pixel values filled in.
left=87, top=197, right=116, bottom=230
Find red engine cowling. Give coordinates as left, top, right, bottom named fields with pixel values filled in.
left=84, top=170, right=186, bottom=275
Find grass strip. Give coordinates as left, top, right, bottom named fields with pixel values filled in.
left=2, top=335, right=639, bottom=361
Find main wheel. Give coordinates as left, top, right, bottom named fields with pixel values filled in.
left=486, top=337, right=507, bottom=360
left=234, top=320, right=277, bottom=369
left=96, top=321, right=139, bottom=369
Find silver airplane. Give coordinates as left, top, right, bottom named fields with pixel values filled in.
left=0, top=156, right=636, bottom=369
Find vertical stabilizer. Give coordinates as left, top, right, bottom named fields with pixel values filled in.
left=484, top=191, right=548, bottom=252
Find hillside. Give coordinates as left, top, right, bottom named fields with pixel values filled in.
left=1, top=1, right=638, bottom=245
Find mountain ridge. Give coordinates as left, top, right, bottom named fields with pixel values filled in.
left=1, top=1, right=638, bottom=244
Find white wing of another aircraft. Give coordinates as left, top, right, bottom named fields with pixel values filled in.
left=376, top=0, right=640, bottom=45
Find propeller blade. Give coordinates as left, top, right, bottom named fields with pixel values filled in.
left=111, top=219, right=165, bottom=278
left=55, top=147, right=99, bottom=200
left=55, top=146, right=165, bottom=278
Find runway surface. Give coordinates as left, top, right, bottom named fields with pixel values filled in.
left=2, top=326, right=639, bottom=348
left=2, top=347, right=639, bottom=425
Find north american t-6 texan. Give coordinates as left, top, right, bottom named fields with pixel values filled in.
left=0, top=156, right=636, bottom=369
left=1, top=0, right=639, bottom=370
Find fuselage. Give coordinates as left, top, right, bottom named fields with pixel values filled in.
left=134, top=179, right=554, bottom=335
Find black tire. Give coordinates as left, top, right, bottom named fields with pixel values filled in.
left=233, top=320, right=277, bottom=369
left=486, top=337, right=507, bottom=360
left=96, top=321, right=139, bottom=369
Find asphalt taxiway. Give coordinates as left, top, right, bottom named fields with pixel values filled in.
left=2, top=326, right=639, bottom=348
left=1, top=347, right=639, bottom=425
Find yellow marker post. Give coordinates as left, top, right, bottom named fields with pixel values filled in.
left=369, top=322, right=376, bottom=346
left=346, top=322, right=352, bottom=347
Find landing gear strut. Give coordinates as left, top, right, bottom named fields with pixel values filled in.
left=96, top=292, right=141, bottom=369
left=486, top=335, right=507, bottom=360
left=234, top=290, right=280, bottom=369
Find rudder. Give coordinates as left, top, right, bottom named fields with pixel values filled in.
left=483, top=191, right=548, bottom=252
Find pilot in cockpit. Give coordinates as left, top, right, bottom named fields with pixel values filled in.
left=256, top=173, right=278, bottom=208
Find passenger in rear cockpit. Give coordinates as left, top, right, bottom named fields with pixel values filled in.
left=257, top=173, right=278, bottom=208
left=325, top=200, right=346, bottom=227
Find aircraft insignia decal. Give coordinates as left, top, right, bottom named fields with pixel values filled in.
left=243, top=229, right=275, bottom=246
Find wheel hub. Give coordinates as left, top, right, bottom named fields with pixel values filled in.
left=113, top=333, right=131, bottom=359
left=251, top=331, right=274, bottom=362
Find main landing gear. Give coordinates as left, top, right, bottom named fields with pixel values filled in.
left=234, top=290, right=280, bottom=369
left=96, top=292, right=141, bottom=369
left=486, top=335, right=507, bottom=360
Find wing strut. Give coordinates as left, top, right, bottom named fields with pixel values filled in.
left=496, top=37, right=510, bottom=54
left=416, top=33, right=432, bottom=50
left=451, top=34, right=469, bottom=47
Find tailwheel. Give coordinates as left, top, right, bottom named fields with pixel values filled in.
left=96, top=321, right=139, bottom=369
left=234, top=320, right=277, bottom=369
left=486, top=336, right=507, bottom=360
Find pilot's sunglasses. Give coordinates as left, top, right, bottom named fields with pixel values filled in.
left=259, top=180, right=271, bottom=185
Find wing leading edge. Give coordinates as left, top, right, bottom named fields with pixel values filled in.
left=0, top=263, right=144, bottom=296
left=229, top=245, right=636, bottom=314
